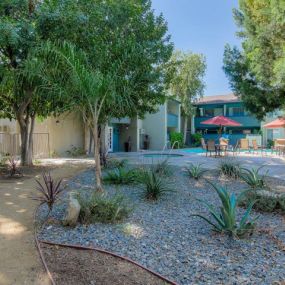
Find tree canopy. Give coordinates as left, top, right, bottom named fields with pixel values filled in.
left=166, top=50, right=206, bottom=142
left=223, top=0, right=285, bottom=119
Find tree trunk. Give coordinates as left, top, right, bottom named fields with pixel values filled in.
left=183, top=116, right=188, bottom=145
left=17, top=113, right=35, bottom=166
left=93, top=118, right=103, bottom=192
left=88, top=127, right=93, bottom=155
left=100, top=125, right=107, bottom=167
left=27, top=115, right=35, bottom=165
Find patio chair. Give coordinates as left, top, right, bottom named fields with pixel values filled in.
left=227, top=141, right=239, bottom=156
left=219, top=137, right=229, bottom=156
left=251, top=139, right=260, bottom=155
left=239, top=139, right=250, bottom=153
left=206, top=139, right=216, bottom=157
left=273, top=139, right=285, bottom=155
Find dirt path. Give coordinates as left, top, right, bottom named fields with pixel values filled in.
left=0, top=164, right=89, bottom=285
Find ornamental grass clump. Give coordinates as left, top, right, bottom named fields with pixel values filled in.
left=103, top=167, right=138, bottom=185
left=32, top=172, right=63, bottom=212
left=240, top=166, right=268, bottom=189
left=152, top=158, right=172, bottom=176
left=185, top=163, right=207, bottom=180
left=140, top=169, right=173, bottom=200
left=193, top=181, right=258, bottom=238
left=78, top=192, right=131, bottom=224
left=218, top=158, right=241, bottom=179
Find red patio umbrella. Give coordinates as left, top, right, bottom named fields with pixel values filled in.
left=263, top=117, right=285, bottom=128
left=201, top=115, right=242, bottom=136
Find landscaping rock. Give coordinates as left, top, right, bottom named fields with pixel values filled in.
left=62, top=192, right=81, bottom=227
left=39, top=167, right=285, bottom=285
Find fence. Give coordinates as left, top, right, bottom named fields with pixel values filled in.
left=0, top=132, right=50, bottom=158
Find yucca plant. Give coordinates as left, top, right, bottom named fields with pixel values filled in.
left=218, top=159, right=241, bottom=179
left=185, top=163, right=207, bottom=180
left=140, top=169, right=173, bottom=200
left=193, top=182, right=258, bottom=237
left=240, top=166, right=268, bottom=189
left=32, top=172, right=63, bottom=212
left=7, top=156, right=22, bottom=177
left=103, top=167, right=138, bottom=185
left=152, top=158, right=172, bottom=176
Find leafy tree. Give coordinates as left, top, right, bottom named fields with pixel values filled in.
left=37, top=0, right=173, bottom=191
left=0, top=1, right=68, bottom=165
left=166, top=50, right=206, bottom=143
left=223, top=45, right=283, bottom=119
left=223, top=0, right=285, bottom=119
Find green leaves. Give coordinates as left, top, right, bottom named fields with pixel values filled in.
left=140, top=168, right=174, bottom=201
left=223, top=1, right=285, bottom=119
left=166, top=50, right=206, bottom=117
left=239, top=166, right=268, bottom=190
left=193, top=181, right=258, bottom=238
left=185, top=163, right=207, bottom=180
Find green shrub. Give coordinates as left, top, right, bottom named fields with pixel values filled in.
left=278, top=195, right=285, bottom=211
left=193, top=182, right=258, bottom=237
left=105, top=158, right=128, bottom=169
left=218, top=158, right=241, bottom=179
left=191, top=133, right=203, bottom=147
left=152, top=158, right=172, bottom=176
left=170, top=132, right=183, bottom=149
left=267, top=139, right=274, bottom=149
left=140, top=169, right=173, bottom=200
left=240, top=189, right=284, bottom=213
left=66, top=145, right=86, bottom=157
left=103, top=167, right=138, bottom=185
left=240, top=166, right=268, bottom=189
left=78, top=192, right=131, bottom=224
left=185, top=163, right=207, bottom=180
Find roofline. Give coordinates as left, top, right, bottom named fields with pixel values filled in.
left=194, top=99, right=242, bottom=106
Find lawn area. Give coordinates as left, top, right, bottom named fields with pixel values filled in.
left=38, top=163, right=285, bottom=285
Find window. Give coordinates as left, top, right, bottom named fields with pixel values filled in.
left=229, top=107, right=244, bottom=116
left=204, top=109, right=214, bottom=117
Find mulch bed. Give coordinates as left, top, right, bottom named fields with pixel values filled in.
left=41, top=243, right=169, bottom=285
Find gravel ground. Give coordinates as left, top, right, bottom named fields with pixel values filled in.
left=38, top=166, right=285, bottom=285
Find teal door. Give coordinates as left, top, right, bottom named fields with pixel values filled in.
left=113, top=127, right=120, bottom=152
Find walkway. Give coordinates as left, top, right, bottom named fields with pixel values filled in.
left=111, top=151, right=285, bottom=180
left=0, top=162, right=90, bottom=285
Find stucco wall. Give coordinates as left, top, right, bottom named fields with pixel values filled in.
left=142, top=104, right=167, bottom=150
left=34, top=112, right=84, bottom=156
left=0, top=119, right=17, bottom=133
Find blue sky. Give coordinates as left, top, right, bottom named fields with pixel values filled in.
left=151, top=0, right=241, bottom=96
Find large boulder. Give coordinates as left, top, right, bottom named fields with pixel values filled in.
left=63, top=192, right=81, bottom=227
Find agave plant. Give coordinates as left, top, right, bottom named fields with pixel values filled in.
left=152, top=158, right=172, bottom=176
left=103, top=167, right=138, bottom=185
left=140, top=169, right=173, bottom=200
left=32, top=172, right=63, bottom=212
left=185, top=163, right=207, bottom=180
left=193, top=181, right=258, bottom=237
left=240, top=166, right=268, bottom=189
left=7, top=156, right=22, bottom=177
left=218, top=158, right=241, bottom=179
